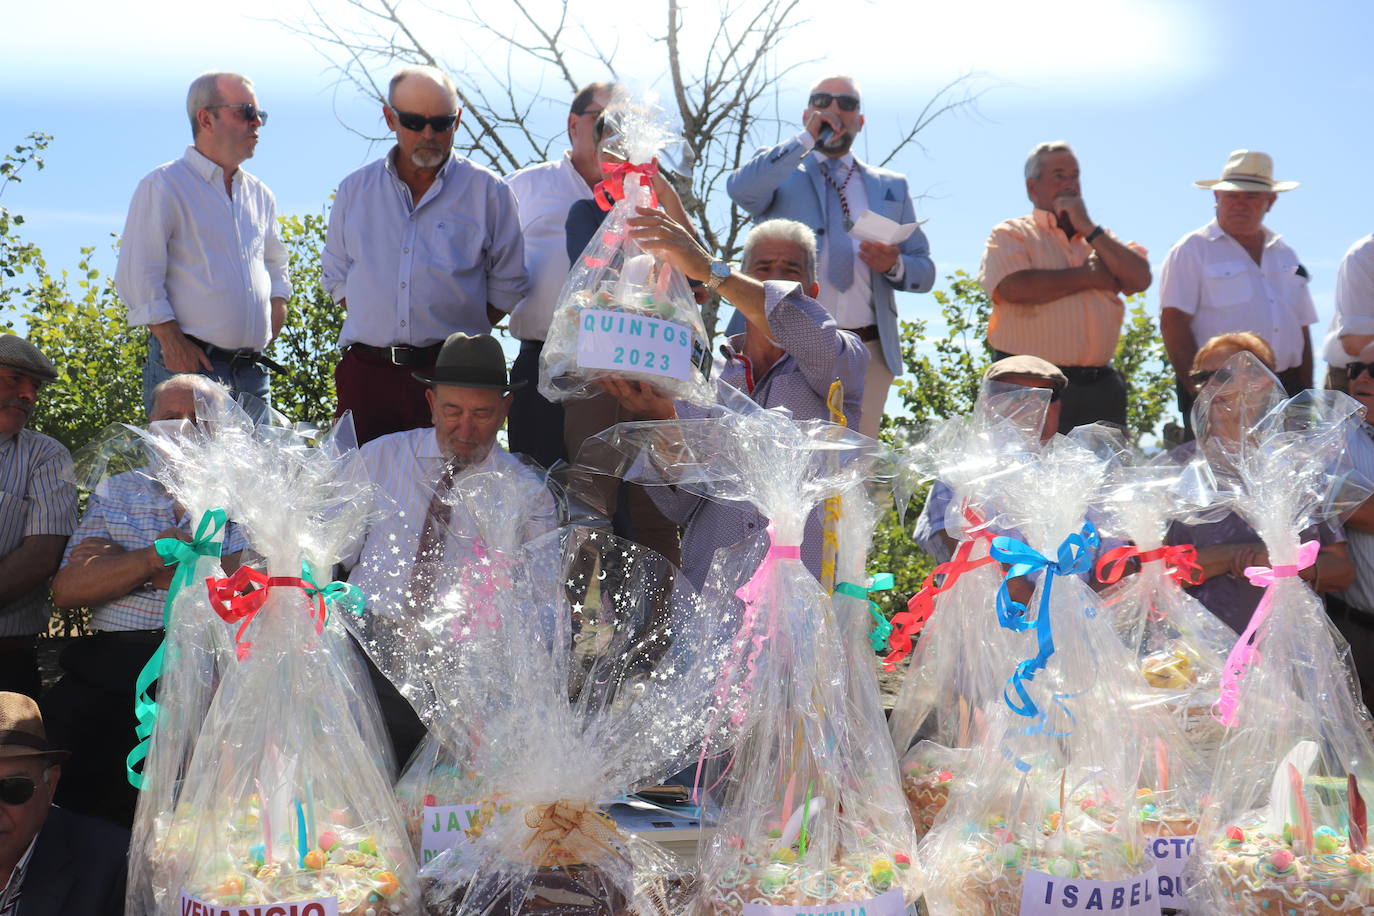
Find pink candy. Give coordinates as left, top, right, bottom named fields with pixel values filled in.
left=1270, top=849, right=1295, bottom=870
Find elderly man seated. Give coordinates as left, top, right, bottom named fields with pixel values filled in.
left=343, top=331, right=558, bottom=764
left=598, top=214, right=868, bottom=591
left=0, top=692, right=128, bottom=915
left=45, top=374, right=248, bottom=828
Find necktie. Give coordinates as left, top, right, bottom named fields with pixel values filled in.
left=408, top=459, right=459, bottom=611
left=823, top=159, right=854, bottom=292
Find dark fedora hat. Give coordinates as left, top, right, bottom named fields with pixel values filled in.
left=412, top=332, right=525, bottom=390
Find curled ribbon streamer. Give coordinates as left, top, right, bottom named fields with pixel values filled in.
left=883, top=509, right=996, bottom=670
left=298, top=559, right=366, bottom=626
left=592, top=160, right=660, bottom=212
left=988, top=522, right=1100, bottom=722
left=833, top=573, right=895, bottom=652
left=126, top=508, right=227, bottom=790
left=521, top=800, right=625, bottom=867
left=1095, top=543, right=1204, bottom=586
left=1213, top=539, right=1320, bottom=727
left=206, top=567, right=330, bottom=660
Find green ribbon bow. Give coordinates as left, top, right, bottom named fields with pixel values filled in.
left=299, top=559, right=366, bottom=626
left=834, top=572, right=896, bottom=653
left=126, top=508, right=227, bottom=790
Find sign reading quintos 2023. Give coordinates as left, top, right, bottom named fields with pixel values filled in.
left=1019, top=865, right=1161, bottom=915
left=576, top=309, right=699, bottom=381
left=179, top=893, right=339, bottom=916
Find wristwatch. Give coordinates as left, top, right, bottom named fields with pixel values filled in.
left=704, top=259, right=731, bottom=293
left=1085, top=225, right=1105, bottom=244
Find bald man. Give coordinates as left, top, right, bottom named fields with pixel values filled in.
left=323, top=65, right=529, bottom=444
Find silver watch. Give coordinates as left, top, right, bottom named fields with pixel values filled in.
left=704, top=259, right=731, bottom=293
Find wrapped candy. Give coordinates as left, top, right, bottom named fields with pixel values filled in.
left=581, top=400, right=920, bottom=914
left=138, top=401, right=418, bottom=916
left=1184, top=352, right=1374, bottom=915
left=539, top=92, right=714, bottom=405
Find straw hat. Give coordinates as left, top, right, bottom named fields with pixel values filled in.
left=0, top=692, right=70, bottom=761
left=1194, top=150, right=1298, bottom=193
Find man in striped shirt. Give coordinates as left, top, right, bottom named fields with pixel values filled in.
left=0, top=337, right=76, bottom=700
left=44, top=374, right=247, bottom=828
left=978, top=141, right=1151, bottom=433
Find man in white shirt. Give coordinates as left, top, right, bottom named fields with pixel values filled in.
left=503, top=82, right=615, bottom=469
left=1319, top=234, right=1374, bottom=392
left=1159, top=150, right=1314, bottom=432
left=726, top=75, right=935, bottom=439
left=323, top=66, right=529, bottom=446
left=116, top=71, right=291, bottom=417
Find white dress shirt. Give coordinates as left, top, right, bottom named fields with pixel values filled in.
left=342, top=427, right=557, bottom=609
left=1158, top=219, right=1316, bottom=372
left=504, top=152, right=594, bottom=342
left=323, top=148, right=529, bottom=349
left=1321, top=234, right=1374, bottom=367
left=116, top=146, right=292, bottom=351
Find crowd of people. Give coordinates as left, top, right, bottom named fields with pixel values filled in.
left=2, top=62, right=1374, bottom=913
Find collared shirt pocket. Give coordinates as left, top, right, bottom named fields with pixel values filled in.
left=1202, top=259, right=1252, bottom=309
left=429, top=215, right=484, bottom=274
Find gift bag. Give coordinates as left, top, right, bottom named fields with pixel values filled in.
left=539, top=94, right=713, bottom=405
left=1184, top=353, right=1374, bottom=915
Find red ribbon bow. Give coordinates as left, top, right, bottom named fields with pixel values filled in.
left=883, top=509, right=997, bottom=671
left=206, top=567, right=327, bottom=660
left=593, top=160, right=659, bottom=212
left=1095, top=544, right=1203, bottom=587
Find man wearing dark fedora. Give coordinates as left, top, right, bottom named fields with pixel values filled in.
left=341, top=332, right=557, bottom=764
left=0, top=692, right=128, bottom=915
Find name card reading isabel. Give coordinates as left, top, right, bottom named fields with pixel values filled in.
left=1020, top=865, right=1161, bottom=915
left=421, top=803, right=484, bottom=864
left=576, top=309, right=693, bottom=380
left=743, top=888, right=910, bottom=915
left=180, top=894, right=338, bottom=916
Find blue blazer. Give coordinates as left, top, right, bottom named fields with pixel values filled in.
left=17, top=806, right=128, bottom=916
left=726, top=135, right=935, bottom=376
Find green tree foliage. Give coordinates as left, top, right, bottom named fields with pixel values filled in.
left=266, top=209, right=343, bottom=428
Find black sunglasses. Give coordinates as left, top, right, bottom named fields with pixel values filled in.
left=0, top=775, right=38, bottom=806
left=206, top=103, right=268, bottom=126
left=1349, top=361, right=1374, bottom=380
left=809, top=92, right=860, bottom=112
left=392, top=108, right=458, bottom=133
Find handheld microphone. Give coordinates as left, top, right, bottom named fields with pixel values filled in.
left=818, top=124, right=835, bottom=144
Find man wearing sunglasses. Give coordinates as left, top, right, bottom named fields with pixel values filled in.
left=324, top=65, right=528, bottom=445
left=0, top=692, right=128, bottom=915
left=117, top=71, right=291, bottom=420
left=726, top=75, right=935, bottom=440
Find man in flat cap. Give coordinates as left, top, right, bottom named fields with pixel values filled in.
left=0, top=692, right=128, bottom=915
left=0, top=337, right=77, bottom=699
left=1160, top=150, right=1314, bottom=432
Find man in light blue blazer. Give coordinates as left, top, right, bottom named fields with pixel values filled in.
left=726, top=75, right=935, bottom=438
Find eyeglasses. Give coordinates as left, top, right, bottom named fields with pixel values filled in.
left=1349, top=361, right=1374, bottom=380
left=1190, top=367, right=1235, bottom=387
left=809, top=92, right=860, bottom=112
left=392, top=108, right=458, bottom=133
left=574, top=106, right=604, bottom=118
left=205, top=103, right=268, bottom=125
left=0, top=775, right=38, bottom=806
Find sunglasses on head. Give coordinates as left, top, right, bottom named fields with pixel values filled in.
left=392, top=109, right=458, bottom=133
left=1349, top=361, right=1374, bottom=380
left=809, top=92, right=860, bottom=112
left=205, top=103, right=267, bottom=126
left=0, top=775, right=38, bottom=806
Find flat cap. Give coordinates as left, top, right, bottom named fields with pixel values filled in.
left=0, top=334, right=58, bottom=382
left=982, top=354, right=1067, bottom=392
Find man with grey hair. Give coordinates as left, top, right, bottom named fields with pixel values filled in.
left=323, top=65, right=528, bottom=445
left=0, top=336, right=77, bottom=700
left=979, top=140, right=1151, bottom=433
left=45, top=373, right=248, bottom=828
left=727, top=74, right=933, bottom=439
left=116, top=71, right=291, bottom=419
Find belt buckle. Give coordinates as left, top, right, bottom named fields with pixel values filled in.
left=388, top=346, right=405, bottom=366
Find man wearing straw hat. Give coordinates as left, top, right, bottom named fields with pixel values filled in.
left=1159, top=150, right=1315, bottom=429
left=0, top=692, right=128, bottom=915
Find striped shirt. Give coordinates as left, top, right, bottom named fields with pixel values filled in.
left=60, top=471, right=248, bottom=632
left=979, top=208, right=1128, bottom=367
left=1338, top=423, right=1374, bottom=611
left=0, top=429, right=77, bottom=637
left=0, top=834, right=36, bottom=916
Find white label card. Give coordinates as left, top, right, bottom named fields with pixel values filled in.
left=1143, top=834, right=1195, bottom=901
left=576, top=309, right=693, bottom=381
left=179, top=893, right=339, bottom=916
left=743, top=887, right=909, bottom=915
left=1020, top=865, right=1161, bottom=915
left=421, top=803, right=484, bottom=864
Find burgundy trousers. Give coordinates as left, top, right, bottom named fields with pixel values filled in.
left=334, top=347, right=435, bottom=446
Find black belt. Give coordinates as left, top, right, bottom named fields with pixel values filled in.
left=90, top=628, right=166, bottom=644
left=992, top=350, right=1113, bottom=383
left=1326, top=595, right=1374, bottom=630
left=845, top=325, right=880, bottom=343
left=345, top=342, right=443, bottom=367
left=186, top=336, right=289, bottom=376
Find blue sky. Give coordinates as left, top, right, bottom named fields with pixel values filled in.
left=3, top=0, right=1372, bottom=423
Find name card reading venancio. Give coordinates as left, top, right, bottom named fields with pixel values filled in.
left=1020, top=865, right=1161, bottom=915
left=421, top=803, right=484, bottom=864
left=742, top=887, right=910, bottom=915
left=576, top=309, right=694, bottom=381
left=180, top=894, right=339, bottom=916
